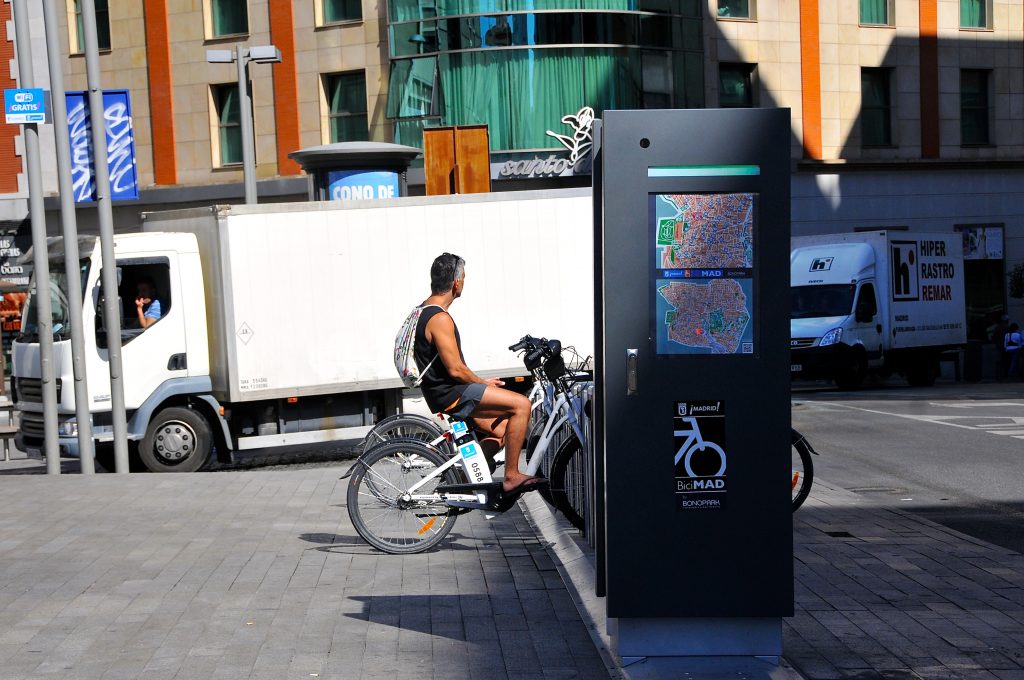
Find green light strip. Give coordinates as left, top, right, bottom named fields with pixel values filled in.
left=648, top=165, right=760, bottom=177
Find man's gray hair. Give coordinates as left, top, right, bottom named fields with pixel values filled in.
left=430, top=252, right=466, bottom=294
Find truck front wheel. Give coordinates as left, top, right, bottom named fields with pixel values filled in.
left=140, top=407, right=212, bottom=473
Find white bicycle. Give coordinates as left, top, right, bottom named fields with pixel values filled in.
left=345, top=336, right=594, bottom=553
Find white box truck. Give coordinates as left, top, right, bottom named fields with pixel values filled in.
left=11, top=189, right=594, bottom=471
left=790, top=230, right=966, bottom=389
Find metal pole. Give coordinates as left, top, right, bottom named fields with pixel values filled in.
left=42, top=0, right=95, bottom=472
left=80, top=0, right=128, bottom=472
left=236, top=44, right=257, bottom=204
left=12, top=0, right=60, bottom=472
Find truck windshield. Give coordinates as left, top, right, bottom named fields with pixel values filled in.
left=791, top=284, right=855, bottom=319
left=19, top=261, right=90, bottom=342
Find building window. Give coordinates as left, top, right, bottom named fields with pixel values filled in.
left=861, top=68, right=892, bottom=147
left=719, top=63, right=755, bottom=108
left=212, top=84, right=243, bottom=166
left=718, top=0, right=754, bottom=19
left=959, top=0, right=991, bottom=29
left=321, top=0, right=361, bottom=24
left=208, top=0, right=248, bottom=38
left=71, top=0, right=110, bottom=53
left=960, top=69, right=990, bottom=145
left=325, top=73, right=369, bottom=143
left=859, top=0, right=891, bottom=25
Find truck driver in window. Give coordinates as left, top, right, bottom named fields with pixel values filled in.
left=135, top=277, right=162, bottom=328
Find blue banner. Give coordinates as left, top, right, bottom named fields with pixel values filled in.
left=327, top=170, right=399, bottom=201
left=65, top=90, right=139, bottom=202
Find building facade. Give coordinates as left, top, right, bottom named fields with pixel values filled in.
left=0, top=0, right=1021, bottom=344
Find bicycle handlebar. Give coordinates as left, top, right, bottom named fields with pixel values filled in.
left=509, top=334, right=544, bottom=352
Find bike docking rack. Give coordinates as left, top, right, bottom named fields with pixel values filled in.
left=592, top=109, right=794, bottom=662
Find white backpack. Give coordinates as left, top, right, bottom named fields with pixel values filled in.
left=394, top=305, right=442, bottom=388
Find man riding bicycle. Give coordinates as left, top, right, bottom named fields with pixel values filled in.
left=413, top=253, right=543, bottom=495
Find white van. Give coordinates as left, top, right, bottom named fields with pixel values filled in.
left=790, top=231, right=966, bottom=388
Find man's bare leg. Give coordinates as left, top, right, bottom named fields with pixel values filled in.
left=469, top=386, right=532, bottom=492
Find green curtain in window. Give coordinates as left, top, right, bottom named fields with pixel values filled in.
left=508, top=49, right=588, bottom=148
left=440, top=51, right=515, bottom=149
left=438, top=47, right=652, bottom=151
left=213, top=0, right=248, bottom=36
left=325, top=0, right=362, bottom=22
left=328, top=74, right=369, bottom=142
left=583, top=50, right=641, bottom=114
left=960, top=0, right=985, bottom=28
left=218, top=88, right=242, bottom=165
left=859, top=0, right=886, bottom=24
left=331, top=115, right=369, bottom=142
left=329, top=75, right=367, bottom=116
left=717, top=0, right=749, bottom=18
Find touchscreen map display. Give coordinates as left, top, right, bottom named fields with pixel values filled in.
left=652, top=193, right=756, bottom=355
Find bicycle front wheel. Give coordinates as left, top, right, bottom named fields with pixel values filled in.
left=347, top=441, right=460, bottom=554
left=791, top=430, right=814, bottom=512
left=549, top=435, right=588, bottom=531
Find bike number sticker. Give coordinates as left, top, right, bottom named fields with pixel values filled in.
left=674, top=401, right=727, bottom=510
left=458, top=440, right=492, bottom=484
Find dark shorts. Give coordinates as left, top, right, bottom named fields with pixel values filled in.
left=444, top=382, right=487, bottom=421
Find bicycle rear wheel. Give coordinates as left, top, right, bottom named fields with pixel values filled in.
left=347, top=441, right=460, bottom=554
left=549, top=435, right=588, bottom=531
left=791, top=430, right=814, bottom=512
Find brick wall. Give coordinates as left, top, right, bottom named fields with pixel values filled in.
left=0, top=0, right=22, bottom=194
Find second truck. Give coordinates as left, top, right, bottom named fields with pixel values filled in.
left=790, top=230, right=966, bottom=389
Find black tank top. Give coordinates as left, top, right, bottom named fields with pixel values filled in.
left=414, top=305, right=467, bottom=413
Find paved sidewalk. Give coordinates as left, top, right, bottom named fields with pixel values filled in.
left=0, top=464, right=609, bottom=680
left=525, top=480, right=1024, bottom=680
left=786, top=480, right=1024, bottom=680
left=4, top=454, right=1023, bottom=680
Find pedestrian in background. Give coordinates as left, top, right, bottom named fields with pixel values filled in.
left=1005, top=322, right=1022, bottom=380
left=991, top=314, right=1011, bottom=380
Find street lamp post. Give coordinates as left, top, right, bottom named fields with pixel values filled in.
left=206, top=45, right=281, bottom=205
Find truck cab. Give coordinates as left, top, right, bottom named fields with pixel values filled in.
left=12, top=234, right=213, bottom=466
left=790, top=243, right=883, bottom=389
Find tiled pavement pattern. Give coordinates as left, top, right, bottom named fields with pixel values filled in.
left=0, top=467, right=609, bottom=680
left=787, top=481, right=1024, bottom=680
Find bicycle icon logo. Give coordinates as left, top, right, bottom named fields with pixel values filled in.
left=674, top=417, right=727, bottom=478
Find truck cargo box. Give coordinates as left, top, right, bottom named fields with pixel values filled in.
left=142, top=189, right=594, bottom=403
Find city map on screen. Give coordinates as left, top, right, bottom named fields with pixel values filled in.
left=652, top=193, right=756, bottom=355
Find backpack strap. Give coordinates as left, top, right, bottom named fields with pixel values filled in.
left=415, top=305, right=446, bottom=386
